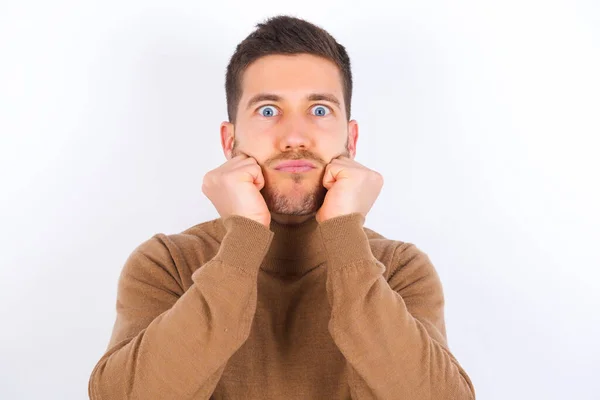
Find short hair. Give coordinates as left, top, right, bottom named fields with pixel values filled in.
left=225, top=15, right=353, bottom=123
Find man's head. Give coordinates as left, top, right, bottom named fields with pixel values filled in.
left=220, top=16, right=358, bottom=220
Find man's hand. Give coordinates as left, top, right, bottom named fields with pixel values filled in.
left=202, top=154, right=271, bottom=227
left=315, top=156, right=383, bottom=224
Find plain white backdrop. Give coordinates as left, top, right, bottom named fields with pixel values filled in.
left=1, top=0, right=599, bottom=399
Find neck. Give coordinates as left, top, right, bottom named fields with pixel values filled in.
left=260, top=213, right=326, bottom=276
left=270, top=211, right=317, bottom=225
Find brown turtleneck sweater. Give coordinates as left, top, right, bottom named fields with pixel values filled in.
left=88, top=213, right=475, bottom=399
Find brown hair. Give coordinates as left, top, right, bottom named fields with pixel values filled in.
left=225, top=15, right=353, bottom=124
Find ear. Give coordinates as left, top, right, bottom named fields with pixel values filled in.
left=346, top=119, right=359, bottom=159
left=220, top=121, right=235, bottom=160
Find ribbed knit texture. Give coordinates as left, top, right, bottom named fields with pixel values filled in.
left=89, top=213, right=475, bottom=399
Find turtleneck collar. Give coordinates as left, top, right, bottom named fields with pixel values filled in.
left=260, top=216, right=327, bottom=276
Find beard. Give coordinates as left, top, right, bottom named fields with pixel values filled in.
left=231, top=140, right=349, bottom=216
left=261, top=170, right=327, bottom=216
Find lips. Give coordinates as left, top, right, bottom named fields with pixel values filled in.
left=274, top=160, right=316, bottom=173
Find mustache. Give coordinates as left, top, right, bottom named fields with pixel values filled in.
left=231, top=143, right=349, bottom=167
left=265, top=150, right=326, bottom=168
left=265, top=149, right=349, bottom=167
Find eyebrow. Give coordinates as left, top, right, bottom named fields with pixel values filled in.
left=245, top=93, right=342, bottom=110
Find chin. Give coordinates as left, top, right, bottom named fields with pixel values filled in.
left=261, top=182, right=326, bottom=216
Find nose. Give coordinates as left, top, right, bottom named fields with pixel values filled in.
left=277, top=114, right=312, bottom=152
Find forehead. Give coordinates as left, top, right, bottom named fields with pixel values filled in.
left=239, top=53, right=344, bottom=102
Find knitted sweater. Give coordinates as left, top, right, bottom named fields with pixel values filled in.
left=88, top=212, right=475, bottom=399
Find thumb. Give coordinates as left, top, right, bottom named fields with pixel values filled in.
left=322, top=163, right=346, bottom=190
left=251, top=166, right=265, bottom=190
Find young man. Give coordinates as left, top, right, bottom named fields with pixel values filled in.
left=89, top=15, right=475, bottom=400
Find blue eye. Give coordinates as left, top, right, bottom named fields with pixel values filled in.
left=258, top=105, right=279, bottom=117
left=311, top=105, right=331, bottom=117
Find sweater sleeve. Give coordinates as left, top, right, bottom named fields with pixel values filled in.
left=318, top=213, right=476, bottom=400
left=88, top=216, right=274, bottom=400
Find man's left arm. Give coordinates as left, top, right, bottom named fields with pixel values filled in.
left=318, top=213, right=476, bottom=400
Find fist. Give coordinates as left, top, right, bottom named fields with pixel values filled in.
left=202, top=154, right=271, bottom=227
left=315, top=156, right=383, bottom=223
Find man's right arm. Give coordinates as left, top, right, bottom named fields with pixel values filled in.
left=88, top=216, right=274, bottom=400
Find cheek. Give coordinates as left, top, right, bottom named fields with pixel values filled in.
left=242, top=119, right=277, bottom=142
left=313, top=122, right=348, bottom=151
left=236, top=137, right=273, bottom=164
left=313, top=115, right=347, bottom=135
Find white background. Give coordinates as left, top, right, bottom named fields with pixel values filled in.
left=1, top=0, right=599, bottom=399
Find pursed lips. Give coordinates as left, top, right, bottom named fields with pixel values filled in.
left=274, top=160, right=316, bottom=173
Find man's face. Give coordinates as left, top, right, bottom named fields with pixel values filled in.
left=221, top=53, right=358, bottom=217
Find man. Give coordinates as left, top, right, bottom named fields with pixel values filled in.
left=88, top=15, right=475, bottom=400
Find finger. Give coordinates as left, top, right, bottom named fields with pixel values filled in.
left=225, top=154, right=249, bottom=167
left=322, top=164, right=337, bottom=190
left=254, top=170, right=265, bottom=190
left=231, top=154, right=251, bottom=164
left=240, top=162, right=264, bottom=186
left=234, top=157, right=261, bottom=171
left=332, top=154, right=351, bottom=163
left=249, top=164, right=265, bottom=189
left=236, top=153, right=261, bottom=164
